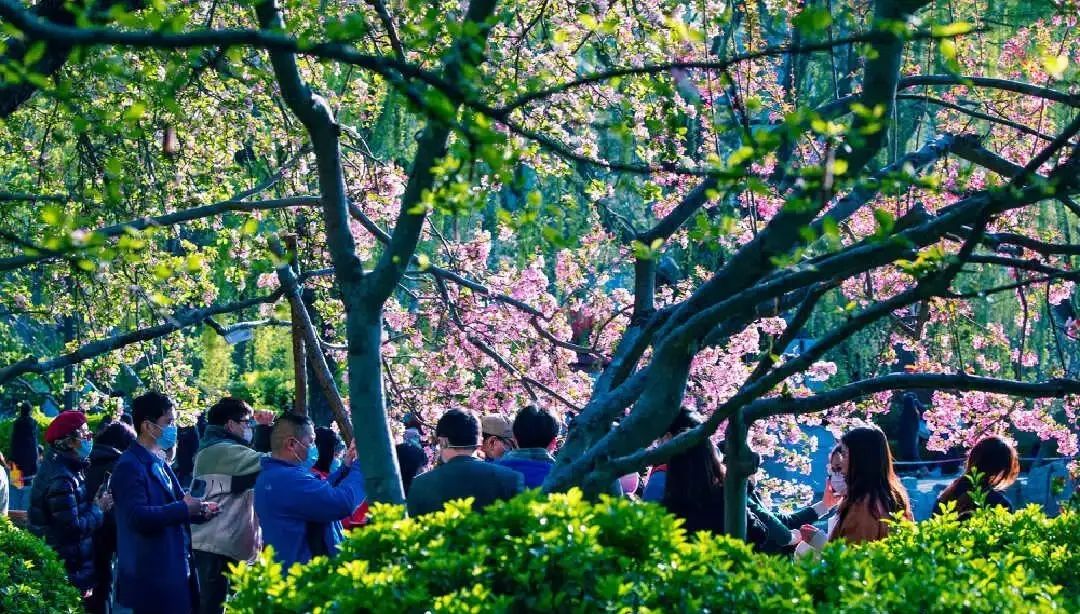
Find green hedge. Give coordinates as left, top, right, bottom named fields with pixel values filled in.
left=228, top=491, right=1079, bottom=613
left=0, top=410, right=110, bottom=461
left=0, top=516, right=81, bottom=613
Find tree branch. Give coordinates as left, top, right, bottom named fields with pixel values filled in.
left=365, top=0, right=404, bottom=61
left=0, top=196, right=319, bottom=273
left=271, top=240, right=354, bottom=442
left=363, top=0, right=499, bottom=305
left=0, top=290, right=283, bottom=386
left=747, top=373, right=1080, bottom=420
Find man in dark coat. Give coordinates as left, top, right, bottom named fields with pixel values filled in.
left=407, top=409, right=524, bottom=517
left=29, top=411, right=111, bottom=607
left=112, top=392, right=214, bottom=614
left=9, top=401, right=39, bottom=510
left=84, top=420, right=136, bottom=614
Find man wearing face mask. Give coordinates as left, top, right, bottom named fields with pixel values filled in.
left=190, top=398, right=264, bottom=614
left=406, top=409, right=524, bottom=517
left=29, top=411, right=111, bottom=609
left=113, top=391, right=215, bottom=614
left=254, top=412, right=366, bottom=573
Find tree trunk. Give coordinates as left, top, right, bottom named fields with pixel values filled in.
left=345, top=302, right=405, bottom=503
left=723, top=411, right=757, bottom=540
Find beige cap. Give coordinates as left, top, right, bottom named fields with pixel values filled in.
left=481, top=415, right=513, bottom=439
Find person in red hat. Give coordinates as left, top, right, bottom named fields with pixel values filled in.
left=28, top=410, right=113, bottom=608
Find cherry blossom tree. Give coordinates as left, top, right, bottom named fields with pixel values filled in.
left=0, top=0, right=1077, bottom=534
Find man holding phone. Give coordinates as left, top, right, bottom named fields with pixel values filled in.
left=113, top=392, right=218, bottom=614
left=190, top=398, right=264, bottom=614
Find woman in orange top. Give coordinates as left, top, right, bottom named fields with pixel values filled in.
left=829, top=426, right=912, bottom=544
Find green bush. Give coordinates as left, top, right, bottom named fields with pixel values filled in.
left=0, top=516, right=81, bottom=613
left=800, top=506, right=1069, bottom=613
left=0, top=410, right=109, bottom=462
left=229, top=492, right=1080, bottom=613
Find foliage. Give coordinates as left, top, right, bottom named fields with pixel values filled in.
left=229, top=491, right=1080, bottom=613
left=0, top=516, right=81, bottom=613
left=0, top=409, right=110, bottom=461
left=0, top=0, right=1078, bottom=505
left=229, top=490, right=807, bottom=613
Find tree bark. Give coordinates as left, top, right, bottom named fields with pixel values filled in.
left=284, top=235, right=308, bottom=416
left=722, top=411, right=756, bottom=540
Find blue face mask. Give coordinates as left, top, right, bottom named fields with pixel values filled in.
left=76, top=439, right=93, bottom=460
left=295, top=441, right=319, bottom=471
left=329, top=458, right=343, bottom=474
left=154, top=423, right=178, bottom=450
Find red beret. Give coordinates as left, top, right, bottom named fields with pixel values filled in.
left=45, top=411, right=87, bottom=444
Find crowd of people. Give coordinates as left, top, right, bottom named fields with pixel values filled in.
left=2, top=395, right=1022, bottom=613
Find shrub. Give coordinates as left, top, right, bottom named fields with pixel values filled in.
left=0, top=516, right=81, bottom=613
left=229, top=490, right=807, bottom=613
left=800, top=507, right=1067, bottom=613
left=0, top=409, right=110, bottom=458
left=229, top=492, right=1080, bottom=613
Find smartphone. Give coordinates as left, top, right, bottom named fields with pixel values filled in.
left=189, top=478, right=207, bottom=499
left=97, top=472, right=112, bottom=499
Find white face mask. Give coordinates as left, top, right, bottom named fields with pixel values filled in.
left=829, top=471, right=848, bottom=496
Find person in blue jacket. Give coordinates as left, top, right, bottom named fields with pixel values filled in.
left=112, top=392, right=216, bottom=614
left=254, top=412, right=365, bottom=573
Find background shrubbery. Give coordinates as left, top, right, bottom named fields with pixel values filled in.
left=229, top=491, right=1080, bottom=613
left=0, top=409, right=109, bottom=461
left=0, top=516, right=81, bottom=613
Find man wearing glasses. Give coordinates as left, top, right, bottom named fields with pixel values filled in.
left=190, top=397, right=264, bottom=614
left=480, top=415, right=516, bottom=461
left=29, top=410, right=113, bottom=609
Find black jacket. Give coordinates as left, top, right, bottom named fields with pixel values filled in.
left=663, top=486, right=772, bottom=547
left=9, top=410, right=39, bottom=479
left=28, top=449, right=104, bottom=590
left=406, top=456, right=524, bottom=516
left=85, top=444, right=125, bottom=612
left=85, top=444, right=125, bottom=548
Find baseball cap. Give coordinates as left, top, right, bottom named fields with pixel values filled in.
left=481, top=415, right=513, bottom=439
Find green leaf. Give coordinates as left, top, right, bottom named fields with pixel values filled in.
left=22, top=40, right=46, bottom=66
left=123, top=102, right=147, bottom=122
left=931, top=22, right=973, bottom=37
left=242, top=217, right=260, bottom=236
left=41, top=205, right=65, bottom=227
left=415, top=253, right=431, bottom=271
left=153, top=263, right=173, bottom=280
left=631, top=240, right=654, bottom=260
left=792, top=7, right=832, bottom=33
left=1042, top=53, right=1069, bottom=80
left=873, top=207, right=895, bottom=237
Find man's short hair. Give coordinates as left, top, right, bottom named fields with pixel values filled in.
left=434, top=409, right=480, bottom=448
left=207, top=397, right=253, bottom=427
left=512, top=405, right=559, bottom=449
left=270, top=412, right=313, bottom=452
left=132, top=391, right=173, bottom=435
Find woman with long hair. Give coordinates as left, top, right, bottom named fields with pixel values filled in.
left=661, top=409, right=769, bottom=544
left=934, top=436, right=1019, bottom=518
left=830, top=426, right=912, bottom=544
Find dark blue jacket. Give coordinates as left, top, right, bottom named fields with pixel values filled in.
left=496, top=449, right=556, bottom=489
left=254, top=457, right=366, bottom=573
left=28, top=450, right=103, bottom=590
left=112, top=443, right=198, bottom=614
